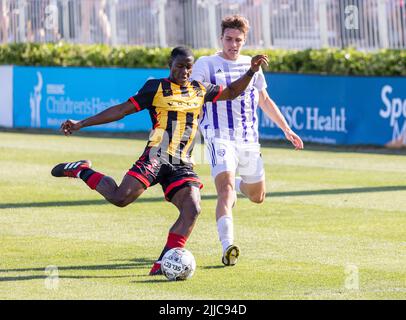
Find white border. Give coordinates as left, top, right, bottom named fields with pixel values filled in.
left=0, top=66, right=13, bottom=127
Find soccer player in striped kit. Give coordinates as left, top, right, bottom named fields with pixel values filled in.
left=51, top=46, right=268, bottom=275
left=191, top=15, right=304, bottom=266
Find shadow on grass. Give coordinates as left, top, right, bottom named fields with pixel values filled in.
left=0, top=198, right=165, bottom=209
left=201, top=265, right=225, bottom=270
left=0, top=258, right=154, bottom=282
left=0, top=275, right=135, bottom=282
left=2, top=185, right=406, bottom=209
left=270, top=185, right=406, bottom=197
left=131, top=279, right=173, bottom=284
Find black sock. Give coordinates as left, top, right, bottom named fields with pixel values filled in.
left=79, top=168, right=96, bottom=182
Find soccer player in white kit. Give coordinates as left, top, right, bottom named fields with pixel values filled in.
left=191, top=15, right=304, bottom=266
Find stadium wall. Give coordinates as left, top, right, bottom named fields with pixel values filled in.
left=2, top=66, right=406, bottom=147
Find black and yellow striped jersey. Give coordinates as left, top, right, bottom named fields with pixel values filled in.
left=128, top=78, right=222, bottom=164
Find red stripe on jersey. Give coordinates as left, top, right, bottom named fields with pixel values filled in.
left=164, top=177, right=203, bottom=197
left=126, top=170, right=151, bottom=187
left=212, top=85, right=223, bottom=103
left=129, top=97, right=141, bottom=112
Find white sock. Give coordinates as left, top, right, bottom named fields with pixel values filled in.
left=217, top=215, right=234, bottom=254
left=235, top=177, right=243, bottom=193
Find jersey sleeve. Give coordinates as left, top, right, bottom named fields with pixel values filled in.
left=254, top=67, right=267, bottom=91
left=201, top=82, right=223, bottom=103
left=127, top=79, right=158, bottom=112
left=190, top=57, right=207, bottom=82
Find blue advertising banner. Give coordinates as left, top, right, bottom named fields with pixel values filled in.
left=9, top=66, right=406, bottom=147
left=259, top=73, right=406, bottom=147
left=13, top=66, right=168, bottom=132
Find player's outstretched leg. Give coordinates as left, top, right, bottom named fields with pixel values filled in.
left=51, top=160, right=145, bottom=207
left=214, top=171, right=240, bottom=266
left=149, top=186, right=201, bottom=276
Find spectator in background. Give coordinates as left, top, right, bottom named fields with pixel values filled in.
left=80, top=0, right=112, bottom=45
left=0, top=0, right=9, bottom=43
left=97, top=0, right=112, bottom=44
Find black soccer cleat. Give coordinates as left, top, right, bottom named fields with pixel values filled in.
left=51, top=160, right=92, bottom=178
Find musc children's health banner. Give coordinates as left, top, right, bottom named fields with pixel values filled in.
left=259, top=73, right=406, bottom=147
left=5, top=66, right=406, bottom=147
left=12, top=66, right=168, bottom=132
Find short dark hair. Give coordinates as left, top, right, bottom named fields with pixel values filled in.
left=221, top=15, right=250, bottom=36
left=170, top=46, right=194, bottom=61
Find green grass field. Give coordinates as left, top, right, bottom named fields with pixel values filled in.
left=0, top=131, right=405, bottom=300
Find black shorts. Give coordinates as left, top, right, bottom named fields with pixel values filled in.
left=126, top=147, right=203, bottom=201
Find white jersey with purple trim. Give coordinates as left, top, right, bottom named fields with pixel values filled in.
left=191, top=53, right=267, bottom=143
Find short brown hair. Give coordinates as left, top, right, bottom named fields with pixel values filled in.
left=221, top=15, right=250, bottom=36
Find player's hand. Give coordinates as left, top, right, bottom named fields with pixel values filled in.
left=60, top=119, right=82, bottom=136
left=284, top=128, right=304, bottom=150
left=250, top=55, right=269, bottom=73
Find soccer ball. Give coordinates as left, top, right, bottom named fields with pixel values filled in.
left=161, top=247, right=196, bottom=281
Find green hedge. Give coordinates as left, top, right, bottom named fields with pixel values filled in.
left=1, top=43, right=405, bottom=76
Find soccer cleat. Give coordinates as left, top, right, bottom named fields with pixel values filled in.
left=149, top=261, right=163, bottom=276
left=222, top=244, right=240, bottom=266
left=51, top=160, right=92, bottom=178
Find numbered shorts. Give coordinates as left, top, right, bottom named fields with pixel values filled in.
left=205, top=138, right=265, bottom=184
left=126, top=146, right=203, bottom=201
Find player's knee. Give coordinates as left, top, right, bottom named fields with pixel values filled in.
left=113, top=200, right=129, bottom=207
left=110, top=194, right=131, bottom=208
left=217, top=182, right=234, bottom=201
left=111, top=188, right=143, bottom=207
left=250, top=192, right=265, bottom=204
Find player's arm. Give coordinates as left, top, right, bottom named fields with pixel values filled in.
left=60, top=101, right=136, bottom=135
left=61, top=80, right=156, bottom=136
left=258, top=90, right=304, bottom=150
left=216, top=55, right=268, bottom=101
